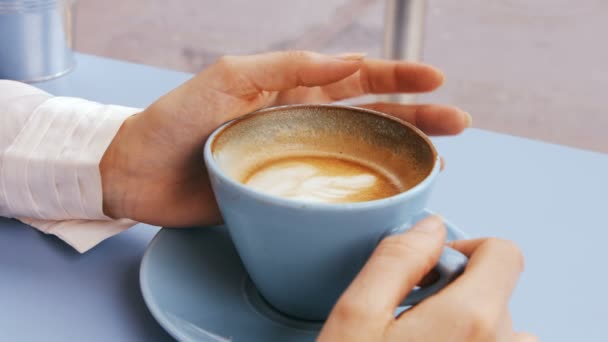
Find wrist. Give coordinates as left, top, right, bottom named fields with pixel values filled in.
left=100, top=115, right=138, bottom=219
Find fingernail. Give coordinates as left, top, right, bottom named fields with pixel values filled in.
left=333, top=52, right=367, bottom=61
left=411, top=215, right=444, bottom=233
left=463, top=112, right=473, bottom=127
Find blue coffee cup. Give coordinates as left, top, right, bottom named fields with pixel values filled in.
left=204, top=104, right=468, bottom=321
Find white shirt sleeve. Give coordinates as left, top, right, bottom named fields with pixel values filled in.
left=0, top=80, right=140, bottom=253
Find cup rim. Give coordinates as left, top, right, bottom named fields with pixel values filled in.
left=203, top=104, right=441, bottom=211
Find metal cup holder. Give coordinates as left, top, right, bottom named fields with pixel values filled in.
left=0, top=0, right=77, bottom=82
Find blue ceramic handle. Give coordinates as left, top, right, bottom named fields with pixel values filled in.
left=401, top=246, right=468, bottom=306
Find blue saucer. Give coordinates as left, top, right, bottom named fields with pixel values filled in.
left=140, top=209, right=467, bottom=341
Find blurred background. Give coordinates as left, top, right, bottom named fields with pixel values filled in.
left=74, top=0, right=607, bottom=153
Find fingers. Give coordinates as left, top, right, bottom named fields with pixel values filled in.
left=515, top=332, right=540, bottom=342
left=394, top=239, right=525, bottom=341
left=358, top=102, right=472, bottom=136
left=362, top=59, right=445, bottom=93
left=196, top=52, right=449, bottom=112
left=332, top=216, right=447, bottom=318
left=320, top=59, right=445, bottom=100
left=447, top=238, right=488, bottom=256
left=497, top=309, right=514, bottom=342
left=205, top=51, right=363, bottom=97
left=437, top=238, right=525, bottom=324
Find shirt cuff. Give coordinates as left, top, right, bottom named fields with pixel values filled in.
left=1, top=95, right=142, bottom=252
left=18, top=217, right=138, bottom=253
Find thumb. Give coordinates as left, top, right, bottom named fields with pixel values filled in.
left=200, top=50, right=364, bottom=97
left=335, top=215, right=447, bottom=315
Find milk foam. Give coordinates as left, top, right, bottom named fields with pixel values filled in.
left=243, top=157, right=396, bottom=203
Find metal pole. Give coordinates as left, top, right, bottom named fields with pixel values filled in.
left=381, top=0, right=427, bottom=104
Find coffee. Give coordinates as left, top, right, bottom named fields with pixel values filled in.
left=241, top=154, right=402, bottom=203
left=211, top=106, right=436, bottom=206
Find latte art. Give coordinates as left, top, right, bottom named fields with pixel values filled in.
left=242, top=155, right=402, bottom=203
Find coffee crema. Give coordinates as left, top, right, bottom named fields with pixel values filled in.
left=241, top=154, right=403, bottom=203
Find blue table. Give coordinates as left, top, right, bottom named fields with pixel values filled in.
left=1, top=54, right=607, bottom=341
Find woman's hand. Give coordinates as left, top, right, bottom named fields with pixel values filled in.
left=319, top=216, right=537, bottom=342
left=100, top=51, right=471, bottom=226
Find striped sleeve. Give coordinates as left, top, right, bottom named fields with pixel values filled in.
left=0, top=80, right=140, bottom=252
